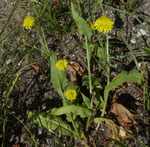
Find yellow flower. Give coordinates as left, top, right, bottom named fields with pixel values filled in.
left=93, top=16, right=114, bottom=34
left=56, top=59, right=68, bottom=70
left=23, top=16, right=35, bottom=30
left=65, top=89, right=77, bottom=101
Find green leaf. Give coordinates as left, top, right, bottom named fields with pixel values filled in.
left=95, top=95, right=104, bottom=110
left=71, top=2, right=92, bottom=39
left=101, top=71, right=143, bottom=116
left=50, top=51, right=68, bottom=97
left=65, top=81, right=79, bottom=91
left=82, top=74, right=101, bottom=89
left=50, top=105, right=93, bottom=118
left=94, top=46, right=105, bottom=59
left=94, top=117, right=109, bottom=124
left=27, top=111, right=77, bottom=138
left=104, top=71, right=143, bottom=99
left=88, top=44, right=105, bottom=59
left=81, top=93, right=91, bottom=109
left=38, top=28, right=51, bottom=58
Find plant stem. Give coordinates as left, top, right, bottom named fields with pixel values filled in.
left=120, top=33, right=140, bottom=71
left=96, top=33, right=110, bottom=130
left=101, top=33, right=110, bottom=117
left=85, top=36, right=92, bottom=131
left=0, top=0, right=20, bottom=37
left=106, top=33, right=110, bottom=86
left=85, top=36, right=92, bottom=107
left=69, top=113, right=80, bottom=138
left=99, top=0, right=105, bottom=16
left=62, top=94, right=67, bottom=106
left=86, top=116, right=91, bottom=132
left=101, top=91, right=109, bottom=117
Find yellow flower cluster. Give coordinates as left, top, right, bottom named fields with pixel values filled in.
left=56, top=59, right=68, bottom=70
left=65, top=89, right=77, bottom=101
left=90, top=16, right=114, bottom=34
left=23, top=16, right=35, bottom=30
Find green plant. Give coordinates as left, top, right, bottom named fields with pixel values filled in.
left=29, top=0, right=70, bottom=33
left=28, top=28, right=93, bottom=142
left=125, top=0, right=141, bottom=11
left=27, top=3, right=144, bottom=146
left=0, top=0, right=148, bottom=146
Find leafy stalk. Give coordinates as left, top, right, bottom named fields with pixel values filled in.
left=106, top=33, right=110, bottom=86
left=69, top=113, right=80, bottom=138
left=85, top=36, right=92, bottom=108
left=101, top=33, right=110, bottom=118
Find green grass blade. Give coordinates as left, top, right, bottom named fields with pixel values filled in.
left=8, top=111, right=38, bottom=147
left=120, top=33, right=140, bottom=71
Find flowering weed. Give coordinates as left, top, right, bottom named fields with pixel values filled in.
left=1, top=0, right=149, bottom=146
left=93, top=16, right=114, bottom=34
left=56, top=59, right=68, bottom=70
left=23, top=16, right=35, bottom=30
left=65, top=89, right=77, bottom=101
